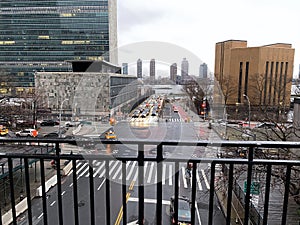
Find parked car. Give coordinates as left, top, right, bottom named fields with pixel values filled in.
left=15, top=129, right=38, bottom=137
left=170, top=196, right=191, bottom=225
left=40, top=120, right=59, bottom=126
left=254, top=122, right=277, bottom=129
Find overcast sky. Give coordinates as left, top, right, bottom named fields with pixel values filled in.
left=117, top=0, right=300, bottom=77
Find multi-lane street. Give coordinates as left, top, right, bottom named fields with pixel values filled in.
left=15, top=97, right=225, bottom=225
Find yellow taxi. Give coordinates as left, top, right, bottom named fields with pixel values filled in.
left=0, top=126, right=8, bottom=136
left=105, top=130, right=117, bottom=140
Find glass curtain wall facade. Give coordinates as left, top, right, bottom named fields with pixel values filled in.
left=0, top=0, right=115, bottom=94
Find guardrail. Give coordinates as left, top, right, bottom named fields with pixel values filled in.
left=0, top=138, right=300, bottom=225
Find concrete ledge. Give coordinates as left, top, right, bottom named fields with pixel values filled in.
left=35, top=175, right=57, bottom=197
left=2, top=197, right=28, bottom=225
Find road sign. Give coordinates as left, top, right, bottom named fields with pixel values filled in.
left=244, top=181, right=260, bottom=195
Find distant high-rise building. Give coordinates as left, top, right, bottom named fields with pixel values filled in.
left=0, top=0, right=118, bottom=95
left=199, top=63, right=208, bottom=78
left=122, top=63, right=128, bottom=75
left=181, top=58, right=189, bottom=81
left=137, top=59, right=142, bottom=78
left=150, top=59, right=155, bottom=81
left=170, top=63, right=177, bottom=82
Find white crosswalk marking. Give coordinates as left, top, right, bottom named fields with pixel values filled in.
left=74, top=161, right=211, bottom=191
left=201, top=169, right=210, bottom=190
left=162, top=164, right=166, bottom=185
left=147, top=162, right=155, bottom=183
left=112, top=161, right=124, bottom=179
left=118, top=161, right=131, bottom=180
left=93, top=162, right=105, bottom=177
left=126, top=161, right=137, bottom=180
left=196, top=169, right=203, bottom=190
left=181, top=167, right=188, bottom=188
left=169, top=165, right=172, bottom=186
left=99, top=161, right=113, bottom=178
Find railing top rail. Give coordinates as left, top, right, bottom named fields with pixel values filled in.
left=2, top=138, right=300, bottom=148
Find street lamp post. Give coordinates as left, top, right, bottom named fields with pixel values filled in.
left=243, top=94, right=251, bottom=128
left=59, top=98, right=69, bottom=137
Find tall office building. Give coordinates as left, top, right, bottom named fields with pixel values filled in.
left=170, top=63, right=177, bottom=82
left=122, top=63, right=128, bottom=75
left=199, top=63, right=208, bottom=79
left=0, top=0, right=117, bottom=95
left=137, top=59, right=142, bottom=78
left=215, top=40, right=294, bottom=106
left=150, top=59, right=155, bottom=82
left=181, top=58, right=189, bottom=81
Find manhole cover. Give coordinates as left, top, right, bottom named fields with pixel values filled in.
left=78, top=200, right=85, bottom=207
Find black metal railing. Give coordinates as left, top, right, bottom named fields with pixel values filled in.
left=0, top=138, right=300, bottom=225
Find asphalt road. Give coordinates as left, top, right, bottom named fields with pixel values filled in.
left=15, top=104, right=225, bottom=225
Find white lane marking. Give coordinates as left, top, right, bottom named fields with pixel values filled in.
left=147, top=162, right=154, bottom=183
left=97, top=178, right=106, bottom=191
left=201, top=169, right=210, bottom=190
left=118, top=161, right=130, bottom=180
left=38, top=213, right=43, bottom=219
left=195, top=201, right=202, bottom=225
left=94, top=160, right=101, bottom=167
left=69, top=183, right=73, bottom=187
left=196, top=170, right=203, bottom=191
left=181, top=167, right=188, bottom=188
left=128, top=197, right=170, bottom=205
left=162, top=164, right=166, bottom=185
left=50, top=201, right=56, bottom=207
left=99, top=161, right=113, bottom=178
left=169, top=164, right=172, bottom=186
left=126, top=161, right=137, bottom=180
left=61, top=191, right=66, bottom=196
left=93, top=162, right=105, bottom=177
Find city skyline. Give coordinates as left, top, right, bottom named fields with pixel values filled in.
left=117, top=0, right=300, bottom=77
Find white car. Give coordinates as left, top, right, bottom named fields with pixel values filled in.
left=15, top=129, right=38, bottom=137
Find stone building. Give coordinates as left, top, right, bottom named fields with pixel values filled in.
left=214, top=40, right=295, bottom=107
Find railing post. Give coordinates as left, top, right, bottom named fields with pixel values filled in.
left=8, top=158, right=17, bottom=225
left=208, top=162, right=216, bottom=225
left=191, top=162, right=197, bottom=225
left=55, top=142, right=63, bottom=225
left=138, top=143, right=144, bottom=225
left=244, top=146, right=254, bottom=225
left=156, top=144, right=163, bottom=225
left=281, top=165, right=292, bottom=225
left=226, top=163, right=234, bottom=225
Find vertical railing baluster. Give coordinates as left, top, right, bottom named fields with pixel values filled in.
left=174, top=162, right=179, bottom=224
left=72, top=159, right=79, bottom=225
left=226, top=163, right=234, bottom=225
left=244, top=146, right=254, bottom=225
left=262, top=164, right=272, bottom=225
left=156, top=144, right=163, bottom=225
left=138, top=144, right=144, bottom=224
left=122, top=160, right=127, bottom=225
left=24, top=158, right=33, bottom=225
left=89, top=159, right=95, bottom=225
left=55, top=143, right=63, bottom=225
left=208, top=162, right=216, bottom=225
left=281, top=164, right=292, bottom=225
left=191, top=162, right=197, bottom=225
left=106, top=159, right=111, bottom=225
left=40, top=158, right=48, bottom=225
left=8, top=158, right=17, bottom=225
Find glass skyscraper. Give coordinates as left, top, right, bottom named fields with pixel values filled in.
left=0, top=0, right=117, bottom=94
